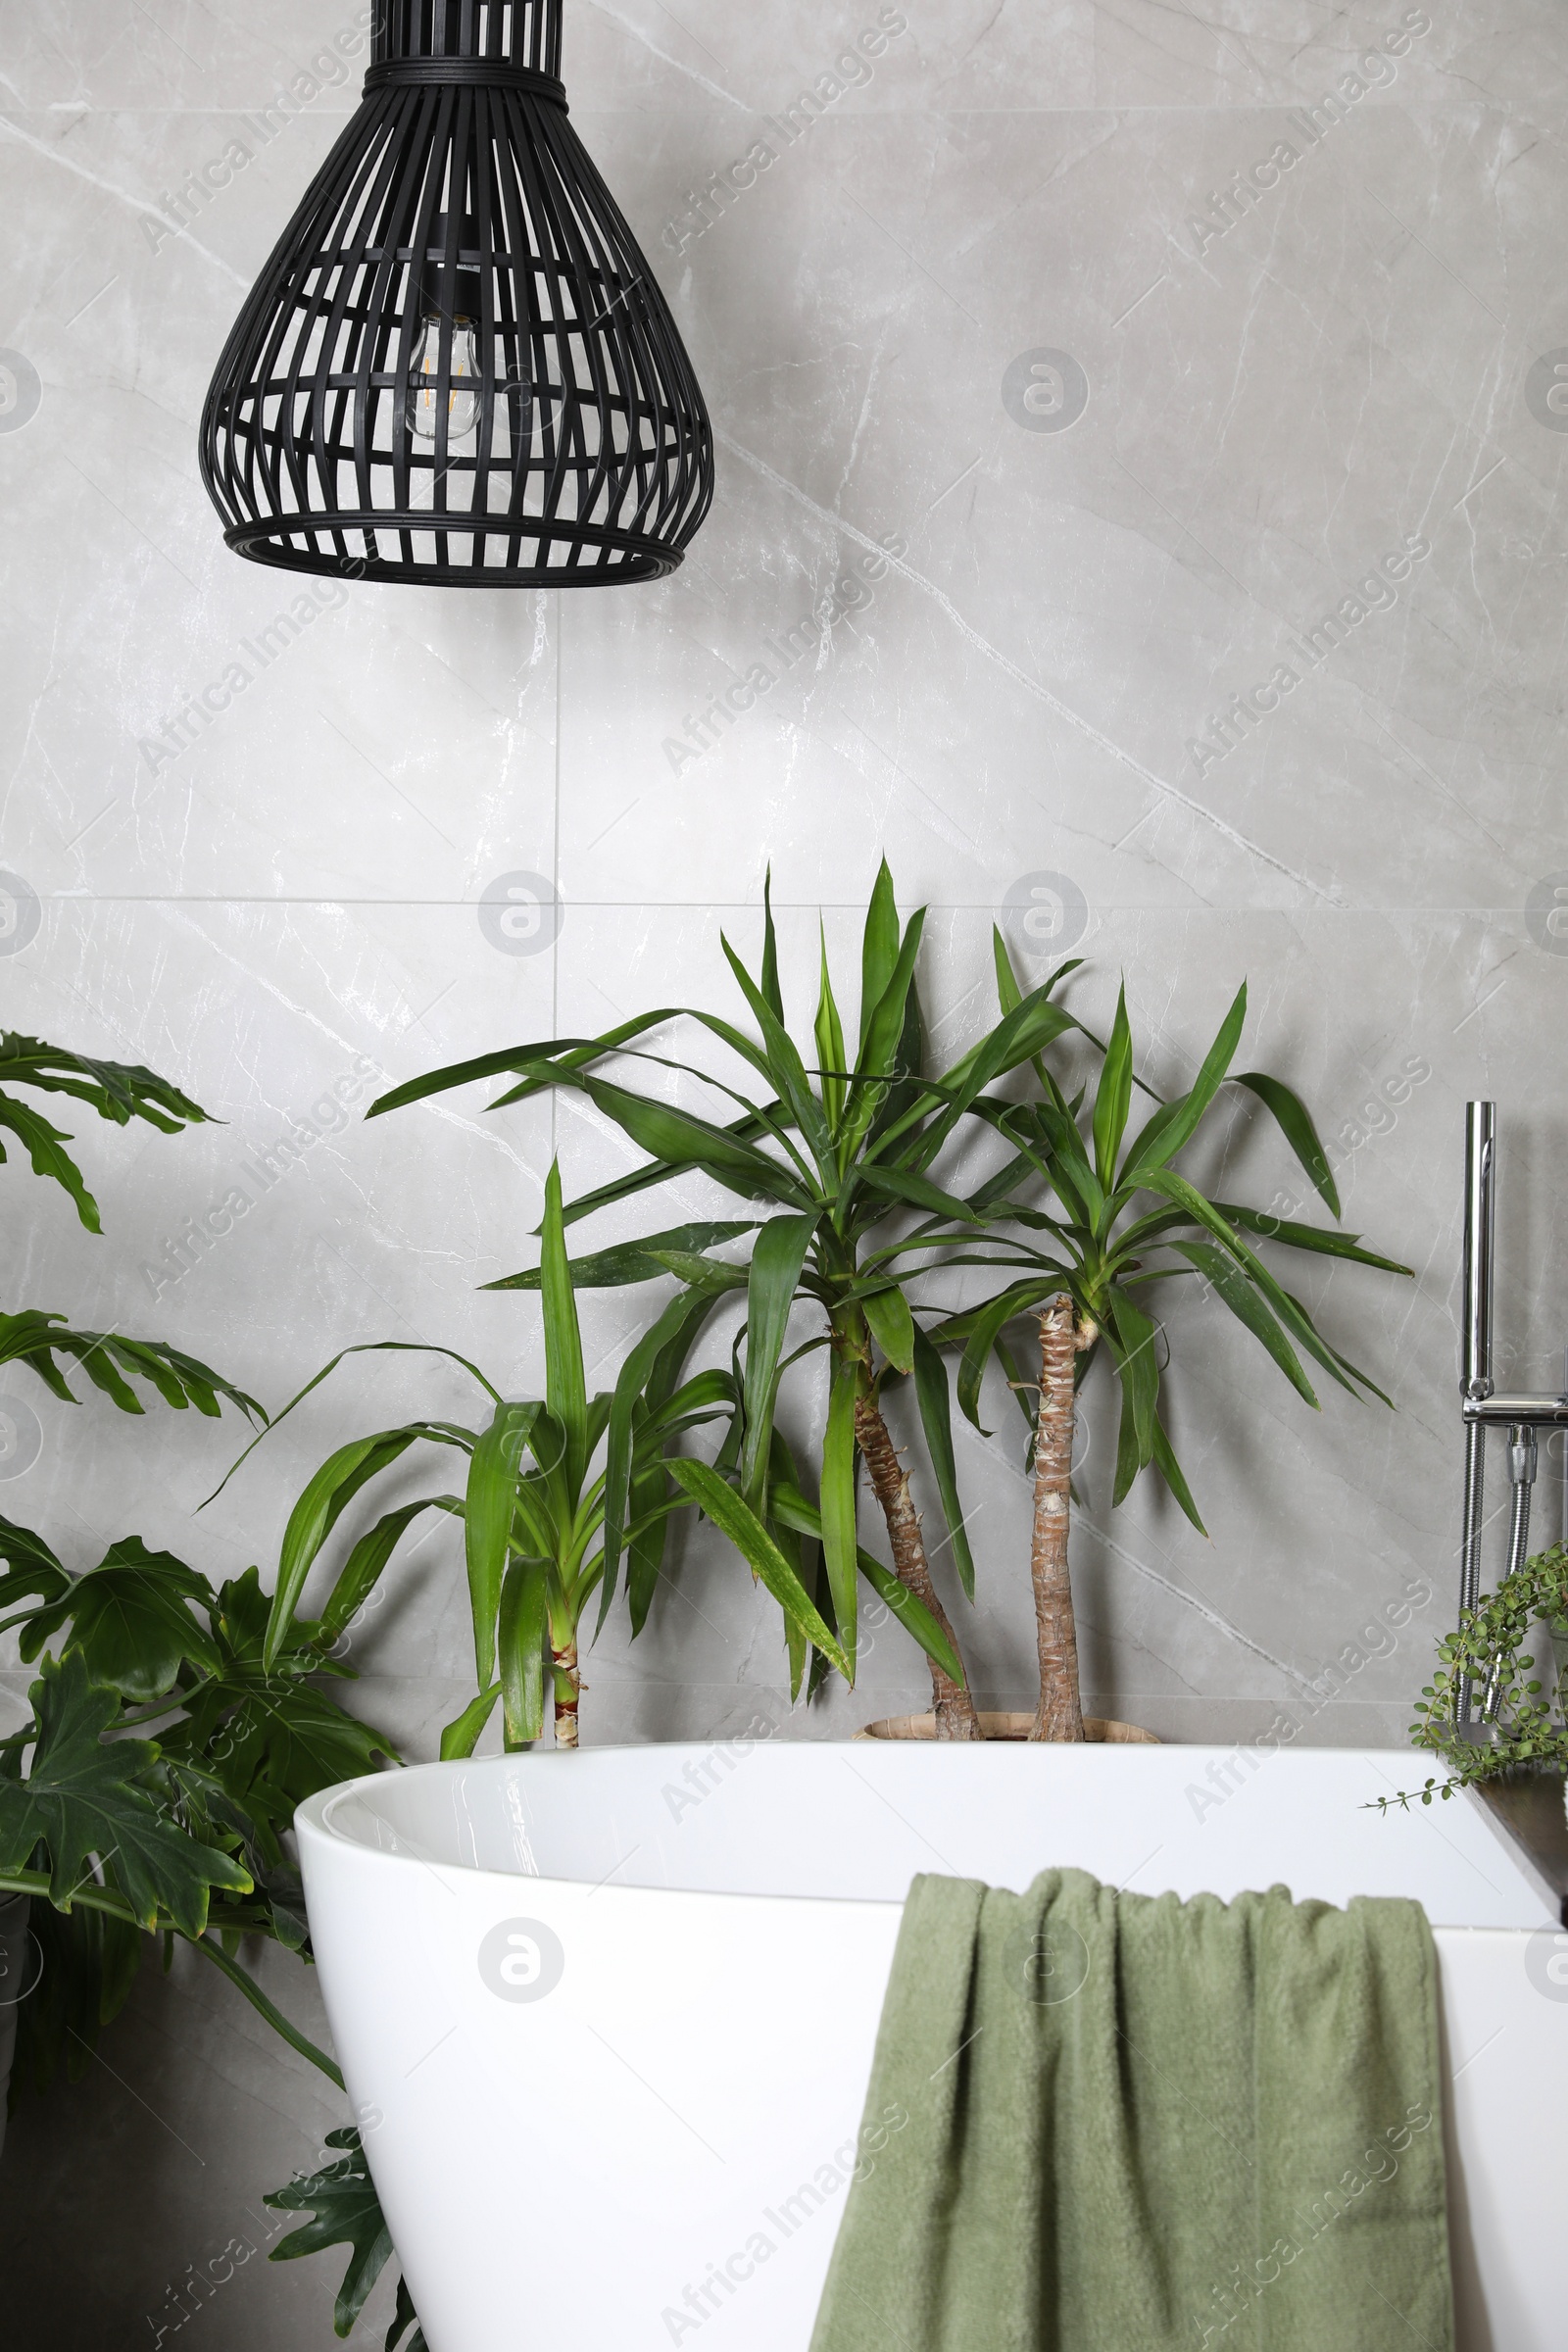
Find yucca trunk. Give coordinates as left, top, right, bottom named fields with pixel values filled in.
left=553, top=1642, right=581, bottom=1749
left=1030, top=1296, right=1086, bottom=1741
left=854, top=1397, right=982, bottom=1740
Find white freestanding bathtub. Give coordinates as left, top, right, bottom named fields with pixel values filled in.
left=296, top=1744, right=1568, bottom=2352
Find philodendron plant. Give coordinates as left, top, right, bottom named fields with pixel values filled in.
left=0, top=1549, right=397, bottom=2088
left=0, top=1032, right=273, bottom=2117
left=930, top=938, right=1412, bottom=1738
left=0, top=1031, right=263, bottom=1419
left=0, top=1033, right=422, bottom=2335
left=367, top=866, right=1089, bottom=1738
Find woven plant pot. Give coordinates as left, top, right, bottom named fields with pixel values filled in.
left=855, top=1711, right=1158, bottom=1743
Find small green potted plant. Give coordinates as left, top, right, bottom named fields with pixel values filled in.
left=1375, top=1545, right=1568, bottom=1810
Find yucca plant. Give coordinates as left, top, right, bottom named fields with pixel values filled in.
left=216, top=1163, right=856, bottom=1752
left=368, top=868, right=1093, bottom=1738
left=928, top=937, right=1411, bottom=1738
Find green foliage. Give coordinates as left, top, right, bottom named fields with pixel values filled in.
left=0, top=1029, right=262, bottom=1421
left=267, top=2129, right=424, bottom=2344
left=367, top=864, right=1087, bottom=1691
left=0, top=1026, right=368, bottom=2318
left=0, top=1542, right=397, bottom=2100
left=164, top=1567, right=398, bottom=1870
left=367, top=864, right=1401, bottom=1707
left=666, top=1460, right=851, bottom=1678
left=766, top=1479, right=964, bottom=1683
left=1372, top=1545, right=1568, bottom=1808
left=0, top=1306, right=265, bottom=1419
left=926, top=940, right=1409, bottom=1529
left=384, top=2277, right=427, bottom=2351
left=0, top=1031, right=211, bottom=1233
left=2, top=1527, right=220, bottom=1700
left=5, top=1894, right=144, bottom=2102
left=0, top=1651, right=249, bottom=1934
left=222, top=1165, right=740, bottom=1751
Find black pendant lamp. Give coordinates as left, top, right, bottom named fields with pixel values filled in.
left=199, top=0, right=713, bottom=588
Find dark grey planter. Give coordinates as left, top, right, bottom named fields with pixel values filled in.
left=0, top=1894, right=28, bottom=2163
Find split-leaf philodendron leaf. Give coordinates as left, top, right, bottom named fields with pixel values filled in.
left=0, top=1650, right=250, bottom=1934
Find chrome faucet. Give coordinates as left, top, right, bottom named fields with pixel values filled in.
left=1458, top=1102, right=1565, bottom=1721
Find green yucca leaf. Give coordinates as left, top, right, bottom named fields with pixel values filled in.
left=740, top=1216, right=816, bottom=1505
left=1138, top=1169, right=1374, bottom=1401
left=540, top=1164, right=589, bottom=1495
left=498, top=1557, right=551, bottom=1747
left=1233, top=1073, right=1340, bottom=1218
left=1209, top=1204, right=1409, bottom=1274
left=815, top=925, right=848, bottom=1135
left=368, top=1014, right=678, bottom=1120
left=760, top=867, right=786, bottom=1021
left=853, top=910, right=927, bottom=1098
left=667, top=1462, right=851, bottom=1681
left=577, top=1075, right=812, bottom=1207
left=819, top=1360, right=860, bottom=1668
left=600, top=1287, right=723, bottom=1627
left=769, top=1483, right=965, bottom=1686
left=1120, top=982, right=1247, bottom=1187
left=1151, top=1415, right=1206, bottom=1535
left=485, top=1221, right=758, bottom=1292
left=466, top=1404, right=542, bottom=1691
left=1102, top=1293, right=1159, bottom=1494
left=860, top=1283, right=917, bottom=1375
left=1092, top=985, right=1134, bottom=1190
left=321, top=1500, right=451, bottom=1645
left=1168, top=1240, right=1318, bottom=1407
left=859, top=861, right=902, bottom=1054
left=268, top=1431, right=423, bottom=1669
left=441, top=1685, right=502, bottom=1762
left=721, top=938, right=835, bottom=1173
left=912, top=1327, right=976, bottom=1601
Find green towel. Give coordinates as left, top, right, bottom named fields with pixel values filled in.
left=811, top=1871, right=1453, bottom=2352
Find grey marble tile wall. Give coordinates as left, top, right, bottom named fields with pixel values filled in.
left=1, top=0, right=1565, bottom=2342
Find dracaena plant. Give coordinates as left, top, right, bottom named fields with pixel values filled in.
left=928, top=936, right=1411, bottom=1738
left=367, top=867, right=1093, bottom=1738
left=215, top=1163, right=846, bottom=1753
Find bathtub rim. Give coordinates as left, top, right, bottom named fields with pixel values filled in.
left=294, top=1742, right=1562, bottom=1927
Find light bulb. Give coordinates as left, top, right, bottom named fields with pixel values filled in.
left=407, top=316, right=481, bottom=442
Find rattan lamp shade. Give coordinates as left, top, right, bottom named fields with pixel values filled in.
left=199, top=0, right=713, bottom=588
